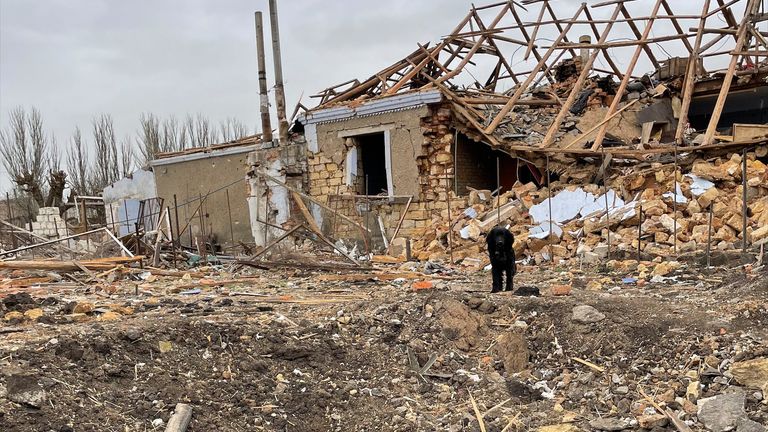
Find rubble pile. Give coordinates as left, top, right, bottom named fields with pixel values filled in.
left=405, top=151, right=768, bottom=269
left=1, top=260, right=766, bottom=431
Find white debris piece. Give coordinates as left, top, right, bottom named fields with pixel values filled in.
left=529, top=222, right=564, bottom=239
left=685, top=174, right=715, bottom=196
left=663, top=184, right=688, bottom=204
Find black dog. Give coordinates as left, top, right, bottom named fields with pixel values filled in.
left=486, top=226, right=516, bottom=293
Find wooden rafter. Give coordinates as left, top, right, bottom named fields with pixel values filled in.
left=702, top=0, right=762, bottom=145
left=485, top=3, right=588, bottom=134
left=541, top=1, right=627, bottom=148
left=675, top=0, right=713, bottom=145
left=591, top=0, right=665, bottom=151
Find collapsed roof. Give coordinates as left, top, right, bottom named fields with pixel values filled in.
left=309, top=0, right=768, bottom=160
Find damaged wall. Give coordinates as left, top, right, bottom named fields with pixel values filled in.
left=247, top=143, right=306, bottom=247
left=152, top=149, right=254, bottom=245
left=309, top=106, right=429, bottom=198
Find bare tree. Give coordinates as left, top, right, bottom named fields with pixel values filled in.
left=120, top=135, right=134, bottom=177
left=67, top=127, right=90, bottom=195
left=91, top=114, right=120, bottom=191
left=137, top=112, right=246, bottom=164
left=0, top=106, right=65, bottom=207
left=219, top=117, right=249, bottom=142
left=137, top=112, right=161, bottom=165
left=161, top=116, right=181, bottom=153
left=184, top=113, right=219, bottom=147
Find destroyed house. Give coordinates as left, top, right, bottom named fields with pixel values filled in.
left=150, top=135, right=261, bottom=247
left=254, top=0, right=768, bottom=262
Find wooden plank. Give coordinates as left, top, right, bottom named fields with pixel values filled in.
left=591, top=0, right=664, bottom=151
left=0, top=257, right=144, bottom=272
left=733, top=123, right=768, bottom=141
left=385, top=196, right=413, bottom=255
left=702, top=0, right=761, bottom=145
left=675, top=0, right=713, bottom=144
left=620, top=3, right=661, bottom=70
left=291, top=191, right=321, bottom=234
left=540, top=2, right=626, bottom=148
left=484, top=3, right=587, bottom=134
left=523, top=1, right=548, bottom=61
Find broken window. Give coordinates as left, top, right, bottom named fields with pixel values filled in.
left=689, top=86, right=768, bottom=132
left=452, top=133, right=541, bottom=195
left=344, top=131, right=393, bottom=196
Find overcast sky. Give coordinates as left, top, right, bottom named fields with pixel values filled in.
left=0, top=0, right=746, bottom=192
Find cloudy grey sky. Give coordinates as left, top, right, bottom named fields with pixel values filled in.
left=0, top=0, right=746, bottom=192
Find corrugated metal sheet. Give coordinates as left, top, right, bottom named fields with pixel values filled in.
left=299, top=90, right=443, bottom=125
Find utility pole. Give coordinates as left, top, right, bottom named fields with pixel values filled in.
left=254, top=12, right=273, bottom=145
left=268, top=0, right=289, bottom=146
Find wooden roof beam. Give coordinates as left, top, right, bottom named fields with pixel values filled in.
left=676, top=0, right=712, bottom=145
left=703, top=0, right=762, bottom=145
left=661, top=0, right=694, bottom=53
left=591, top=0, right=665, bottom=151
left=509, top=1, right=555, bottom=84
left=541, top=1, right=627, bottom=148
left=620, top=4, right=661, bottom=71
left=485, top=3, right=588, bottom=134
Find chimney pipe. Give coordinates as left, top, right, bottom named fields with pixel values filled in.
left=268, top=0, right=289, bottom=146
left=579, top=35, right=592, bottom=68
left=254, top=12, right=273, bottom=145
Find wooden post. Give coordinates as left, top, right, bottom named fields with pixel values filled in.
left=135, top=222, right=143, bottom=269
left=602, top=148, right=611, bottom=262
left=742, top=147, right=748, bottom=253
left=165, top=403, right=193, bottom=432
left=6, top=192, right=17, bottom=249
left=445, top=175, right=454, bottom=264
left=673, top=144, right=678, bottom=255
left=592, top=0, right=664, bottom=151
left=637, top=205, right=643, bottom=262
left=405, top=237, right=412, bottom=261
left=226, top=189, right=235, bottom=243
left=331, top=186, right=340, bottom=238
left=385, top=196, right=413, bottom=255
left=496, top=156, right=501, bottom=223
left=541, top=2, right=625, bottom=148
left=675, top=0, right=711, bottom=144
left=703, top=0, right=760, bottom=145
left=546, top=154, right=554, bottom=265
left=167, top=206, right=178, bottom=269
left=707, top=203, right=713, bottom=268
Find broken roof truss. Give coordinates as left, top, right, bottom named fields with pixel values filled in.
left=310, top=0, right=768, bottom=159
